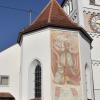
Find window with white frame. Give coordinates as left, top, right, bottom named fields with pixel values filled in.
left=0, top=75, right=9, bottom=86
left=90, top=0, right=100, bottom=6
left=63, top=0, right=73, bottom=15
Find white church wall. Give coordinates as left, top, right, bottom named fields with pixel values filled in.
left=20, top=27, right=94, bottom=100
left=79, top=33, right=94, bottom=100
left=91, top=37, right=100, bottom=61
left=94, top=90, right=100, bottom=100
left=21, top=28, right=51, bottom=100
left=93, top=65, right=100, bottom=99
left=92, top=66, right=100, bottom=89
left=0, top=44, right=21, bottom=100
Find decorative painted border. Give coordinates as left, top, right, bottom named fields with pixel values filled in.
left=83, top=8, right=100, bottom=34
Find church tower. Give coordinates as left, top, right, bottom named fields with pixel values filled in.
left=62, top=0, right=100, bottom=100
left=17, top=0, right=93, bottom=100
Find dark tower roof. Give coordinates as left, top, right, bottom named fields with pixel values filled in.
left=18, top=0, right=92, bottom=43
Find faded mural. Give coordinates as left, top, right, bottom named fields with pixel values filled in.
left=51, top=30, right=82, bottom=100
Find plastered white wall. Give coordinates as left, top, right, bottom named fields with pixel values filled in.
left=0, top=27, right=93, bottom=100
left=21, top=27, right=94, bottom=100
left=94, top=90, right=100, bottom=100
left=79, top=33, right=94, bottom=100
left=0, top=44, right=21, bottom=100
left=91, top=37, right=100, bottom=61
left=21, top=28, right=51, bottom=100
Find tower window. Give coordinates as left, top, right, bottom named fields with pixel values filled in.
left=0, top=75, right=9, bottom=86
left=63, top=0, right=73, bottom=15
left=35, top=65, right=41, bottom=98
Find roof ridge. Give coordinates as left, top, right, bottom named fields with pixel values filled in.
left=48, top=1, right=53, bottom=23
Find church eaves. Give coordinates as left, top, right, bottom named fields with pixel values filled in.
left=17, top=0, right=92, bottom=43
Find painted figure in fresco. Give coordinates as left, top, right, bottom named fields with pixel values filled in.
left=51, top=31, right=82, bottom=100
left=52, top=32, right=80, bottom=85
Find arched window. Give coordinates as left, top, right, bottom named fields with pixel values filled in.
left=28, top=60, right=41, bottom=100
left=35, top=64, right=41, bottom=98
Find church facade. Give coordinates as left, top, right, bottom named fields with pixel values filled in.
left=0, top=0, right=99, bottom=100
left=62, top=0, right=100, bottom=100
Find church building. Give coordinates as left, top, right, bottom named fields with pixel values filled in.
left=0, top=0, right=99, bottom=100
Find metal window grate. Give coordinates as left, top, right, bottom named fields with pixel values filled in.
left=35, top=65, right=41, bottom=98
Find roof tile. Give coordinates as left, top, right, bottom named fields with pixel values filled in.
left=21, top=0, right=77, bottom=34
left=18, top=0, right=92, bottom=43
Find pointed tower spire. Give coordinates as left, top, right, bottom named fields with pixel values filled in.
left=20, top=0, right=77, bottom=34
left=18, top=0, right=92, bottom=43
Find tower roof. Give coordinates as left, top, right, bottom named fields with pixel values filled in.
left=21, top=0, right=77, bottom=33
left=18, top=0, right=92, bottom=43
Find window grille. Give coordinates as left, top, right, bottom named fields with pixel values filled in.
left=35, top=65, right=41, bottom=98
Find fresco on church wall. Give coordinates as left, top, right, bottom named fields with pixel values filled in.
left=51, top=30, right=82, bottom=100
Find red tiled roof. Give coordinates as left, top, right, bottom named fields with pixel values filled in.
left=17, top=0, right=92, bottom=43
left=20, top=0, right=77, bottom=34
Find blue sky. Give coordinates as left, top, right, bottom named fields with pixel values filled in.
left=0, top=0, right=63, bottom=52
